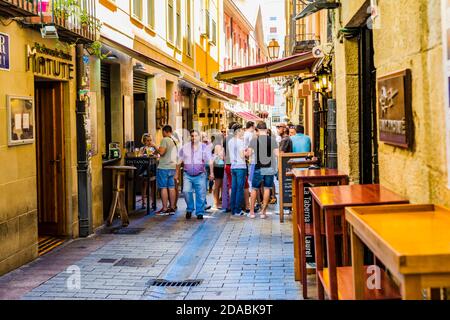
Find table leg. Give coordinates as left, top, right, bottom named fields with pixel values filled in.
left=152, top=179, right=157, bottom=211
left=342, top=215, right=349, bottom=266
left=119, top=191, right=130, bottom=227
left=325, top=209, right=339, bottom=300
left=107, top=191, right=119, bottom=226
left=313, top=199, right=324, bottom=300
left=292, top=178, right=301, bottom=281
left=401, top=276, right=422, bottom=300
left=147, top=175, right=151, bottom=216
left=350, top=226, right=365, bottom=300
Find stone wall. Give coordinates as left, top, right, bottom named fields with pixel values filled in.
left=335, top=0, right=450, bottom=206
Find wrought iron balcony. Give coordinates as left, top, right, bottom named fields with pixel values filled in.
left=0, top=0, right=41, bottom=17
left=291, top=33, right=320, bottom=55
left=26, top=0, right=98, bottom=44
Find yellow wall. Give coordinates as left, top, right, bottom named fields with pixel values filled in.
left=0, top=22, right=79, bottom=275
left=335, top=0, right=450, bottom=206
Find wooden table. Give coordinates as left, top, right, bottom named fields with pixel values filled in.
left=347, top=204, right=450, bottom=300
left=288, top=168, right=349, bottom=299
left=104, top=166, right=136, bottom=227
left=309, top=184, right=409, bottom=300
left=288, top=157, right=320, bottom=169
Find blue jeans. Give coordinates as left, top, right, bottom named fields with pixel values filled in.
left=183, top=172, right=207, bottom=216
left=230, top=168, right=247, bottom=215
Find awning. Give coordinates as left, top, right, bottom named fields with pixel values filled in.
left=235, top=111, right=263, bottom=122
left=225, top=108, right=263, bottom=122
left=101, top=36, right=181, bottom=77
left=179, top=73, right=235, bottom=103
left=295, top=0, right=340, bottom=20
left=216, top=52, right=318, bottom=85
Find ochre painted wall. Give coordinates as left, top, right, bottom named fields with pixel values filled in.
left=0, top=22, right=78, bottom=275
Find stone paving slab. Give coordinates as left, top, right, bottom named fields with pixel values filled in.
left=0, top=194, right=316, bottom=300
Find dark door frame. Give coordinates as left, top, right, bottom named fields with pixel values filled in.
left=358, top=27, right=379, bottom=184
left=35, top=79, right=66, bottom=236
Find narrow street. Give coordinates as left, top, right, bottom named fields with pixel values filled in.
left=0, top=194, right=315, bottom=300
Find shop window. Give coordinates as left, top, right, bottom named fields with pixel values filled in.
left=156, top=98, right=169, bottom=129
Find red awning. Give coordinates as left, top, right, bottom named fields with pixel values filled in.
left=235, top=111, right=263, bottom=122
left=216, top=52, right=318, bottom=85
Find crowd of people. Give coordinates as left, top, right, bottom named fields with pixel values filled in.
left=138, top=121, right=311, bottom=220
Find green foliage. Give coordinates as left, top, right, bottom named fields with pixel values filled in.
left=87, top=41, right=108, bottom=60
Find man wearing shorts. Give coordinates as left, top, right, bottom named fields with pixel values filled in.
left=247, top=122, right=279, bottom=219
left=153, top=125, right=178, bottom=215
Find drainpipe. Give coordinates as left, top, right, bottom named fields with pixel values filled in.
left=76, top=44, right=93, bottom=237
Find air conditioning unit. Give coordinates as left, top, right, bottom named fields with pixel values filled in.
left=40, top=25, right=58, bottom=39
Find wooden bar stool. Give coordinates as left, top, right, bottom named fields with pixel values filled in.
left=104, top=166, right=136, bottom=227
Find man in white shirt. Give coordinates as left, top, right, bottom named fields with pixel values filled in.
left=228, top=123, right=247, bottom=216
left=244, top=121, right=256, bottom=149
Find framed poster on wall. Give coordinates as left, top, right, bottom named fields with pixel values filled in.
left=377, top=69, right=413, bottom=149
left=7, top=96, right=35, bottom=146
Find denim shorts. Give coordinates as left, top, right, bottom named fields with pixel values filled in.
left=252, top=168, right=274, bottom=188
left=156, top=169, right=176, bottom=189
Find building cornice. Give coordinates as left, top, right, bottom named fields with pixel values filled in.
left=224, top=0, right=254, bottom=33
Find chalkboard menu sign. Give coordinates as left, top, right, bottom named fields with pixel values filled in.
left=278, top=152, right=314, bottom=222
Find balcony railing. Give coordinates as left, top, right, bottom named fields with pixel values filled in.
left=27, top=0, right=98, bottom=43
left=0, top=0, right=41, bottom=17
left=291, top=33, right=320, bottom=55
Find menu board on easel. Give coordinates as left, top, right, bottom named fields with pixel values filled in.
left=278, top=152, right=314, bottom=222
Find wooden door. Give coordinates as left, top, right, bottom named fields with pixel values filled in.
left=35, top=81, right=66, bottom=235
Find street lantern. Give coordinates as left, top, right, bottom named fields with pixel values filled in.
left=319, top=73, right=329, bottom=90
left=267, top=39, right=280, bottom=60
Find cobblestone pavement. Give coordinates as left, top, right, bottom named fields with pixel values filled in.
left=0, top=194, right=317, bottom=300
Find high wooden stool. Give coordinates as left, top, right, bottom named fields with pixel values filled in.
left=104, top=166, right=136, bottom=227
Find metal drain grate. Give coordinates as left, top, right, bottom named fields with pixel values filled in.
left=148, top=279, right=203, bottom=288
left=112, top=228, right=145, bottom=235
left=98, top=258, right=117, bottom=264
left=113, top=258, right=156, bottom=267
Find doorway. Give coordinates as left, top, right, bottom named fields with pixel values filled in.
left=133, top=93, right=148, bottom=148
left=35, top=80, right=66, bottom=236
left=358, top=27, right=379, bottom=184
